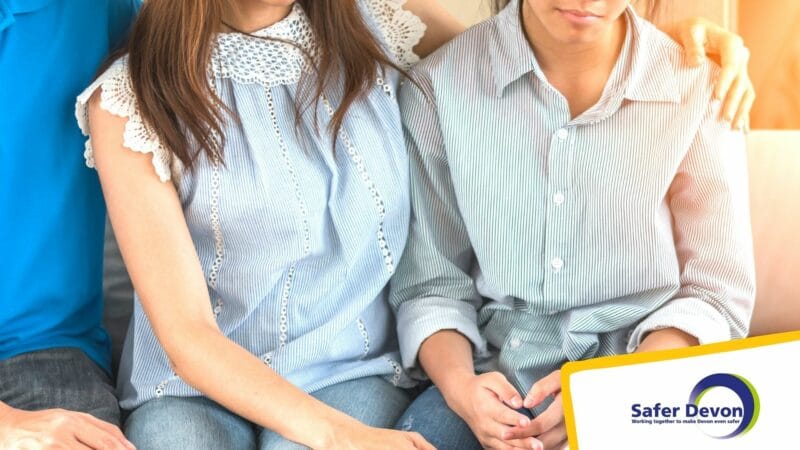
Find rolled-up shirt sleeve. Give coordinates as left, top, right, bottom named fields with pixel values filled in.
left=627, top=99, right=756, bottom=351
left=390, top=72, right=488, bottom=377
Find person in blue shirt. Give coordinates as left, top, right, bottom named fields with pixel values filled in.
left=0, top=1, right=138, bottom=449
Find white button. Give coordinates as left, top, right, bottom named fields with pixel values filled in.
left=556, top=128, right=569, bottom=140
left=510, top=338, right=521, bottom=348
left=548, top=310, right=559, bottom=315
left=553, top=191, right=565, bottom=205
left=551, top=257, right=564, bottom=272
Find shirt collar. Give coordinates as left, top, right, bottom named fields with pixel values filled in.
left=490, top=0, right=540, bottom=98
left=490, top=1, right=680, bottom=105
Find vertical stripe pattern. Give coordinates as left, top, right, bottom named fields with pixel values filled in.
left=75, top=0, right=425, bottom=409
left=390, top=1, right=756, bottom=399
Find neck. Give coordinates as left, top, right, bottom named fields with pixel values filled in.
left=224, top=1, right=294, bottom=33
left=521, top=3, right=626, bottom=78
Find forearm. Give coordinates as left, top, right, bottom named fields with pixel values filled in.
left=418, top=330, right=476, bottom=407
left=634, top=328, right=699, bottom=354
left=404, top=0, right=465, bottom=57
left=0, top=401, right=12, bottom=421
left=166, top=323, right=352, bottom=449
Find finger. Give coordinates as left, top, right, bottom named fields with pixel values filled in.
left=537, top=426, right=569, bottom=450
left=714, top=39, right=748, bottom=101
left=504, top=437, right=544, bottom=450
left=485, top=372, right=524, bottom=409
left=530, top=394, right=565, bottom=436
left=485, top=437, right=533, bottom=450
left=507, top=396, right=564, bottom=439
left=496, top=437, right=543, bottom=450
left=81, top=414, right=135, bottom=450
left=732, top=85, right=756, bottom=131
left=721, top=75, right=749, bottom=124
left=484, top=418, right=518, bottom=443
left=524, top=371, right=561, bottom=409
left=73, top=421, right=130, bottom=450
left=407, top=431, right=436, bottom=450
left=486, top=398, right=531, bottom=427
left=686, top=21, right=708, bottom=66
left=66, top=442, right=94, bottom=450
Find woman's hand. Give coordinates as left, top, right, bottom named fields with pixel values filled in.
left=327, top=420, right=435, bottom=450
left=665, top=17, right=755, bottom=130
left=0, top=406, right=135, bottom=450
left=503, top=370, right=568, bottom=450
left=446, top=372, right=542, bottom=450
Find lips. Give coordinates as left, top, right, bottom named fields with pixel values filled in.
left=555, top=7, right=603, bottom=25
left=557, top=8, right=602, bottom=18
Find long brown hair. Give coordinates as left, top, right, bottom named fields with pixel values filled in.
left=120, top=0, right=405, bottom=170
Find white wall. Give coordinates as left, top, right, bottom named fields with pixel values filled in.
left=439, top=0, right=491, bottom=25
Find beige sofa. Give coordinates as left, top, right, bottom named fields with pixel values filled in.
left=747, top=131, right=800, bottom=335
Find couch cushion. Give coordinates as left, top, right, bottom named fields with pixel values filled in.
left=746, top=131, right=800, bottom=335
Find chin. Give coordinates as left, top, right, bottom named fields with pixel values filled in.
left=552, top=28, right=603, bottom=45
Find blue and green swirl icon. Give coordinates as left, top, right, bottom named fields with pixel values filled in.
left=689, top=373, right=760, bottom=439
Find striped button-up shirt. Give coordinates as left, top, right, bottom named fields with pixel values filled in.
left=390, top=0, right=756, bottom=400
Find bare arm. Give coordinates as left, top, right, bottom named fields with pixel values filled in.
left=419, top=331, right=537, bottom=450
left=404, top=0, right=465, bottom=57
left=87, top=95, right=431, bottom=450
left=418, top=330, right=477, bottom=403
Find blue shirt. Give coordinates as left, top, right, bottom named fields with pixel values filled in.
left=76, top=1, right=427, bottom=408
left=390, top=0, right=755, bottom=405
left=0, top=0, right=140, bottom=372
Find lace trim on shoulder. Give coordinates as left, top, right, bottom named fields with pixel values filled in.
left=364, top=0, right=427, bottom=70
left=75, top=57, right=179, bottom=183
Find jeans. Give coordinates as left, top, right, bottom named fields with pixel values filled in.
left=125, top=376, right=411, bottom=449
left=396, top=384, right=535, bottom=450
left=0, top=347, right=120, bottom=425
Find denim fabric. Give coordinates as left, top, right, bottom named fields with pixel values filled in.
left=0, top=348, right=120, bottom=425
left=396, top=384, right=534, bottom=450
left=125, top=376, right=411, bottom=449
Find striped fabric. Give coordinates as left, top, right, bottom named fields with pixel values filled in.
left=390, top=0, right=756, bottom=401
left=76, top=1, right=425, bottom=410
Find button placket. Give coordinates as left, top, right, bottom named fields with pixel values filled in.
left=544, top=126, right=572, bottom=280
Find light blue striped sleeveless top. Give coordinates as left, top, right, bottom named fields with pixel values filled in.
left=76, top=0, right=426, bottom=409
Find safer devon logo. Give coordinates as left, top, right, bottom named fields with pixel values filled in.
left=630, top=373, right=760, bottom=439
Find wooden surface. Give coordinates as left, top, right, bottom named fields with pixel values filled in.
left=746, top=131, right=800, bottom=335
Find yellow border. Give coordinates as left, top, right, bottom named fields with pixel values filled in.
left=561, top=331, right=800, bottom=450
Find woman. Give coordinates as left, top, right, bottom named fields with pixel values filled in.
left=391, top=1, right=755, bottom=449
left=78, top=0, right=753, bottom=448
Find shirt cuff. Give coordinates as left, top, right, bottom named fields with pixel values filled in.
left=396, top=296, right=487, bottom=379
left=626, top=297, right=733, bottom=352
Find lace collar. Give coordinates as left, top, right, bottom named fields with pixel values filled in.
left=211, top=4, right=318, bottom=88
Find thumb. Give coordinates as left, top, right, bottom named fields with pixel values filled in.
left=524, top=370, right=562, bottom=409
left=484, top=372, right=523, bottom=409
